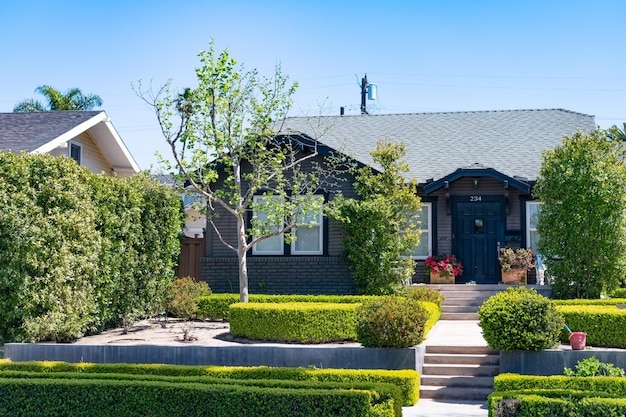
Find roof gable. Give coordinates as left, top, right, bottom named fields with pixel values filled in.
left=279, top=109, right=596, bottom=183
left=0, top=111, right=139, bottom=175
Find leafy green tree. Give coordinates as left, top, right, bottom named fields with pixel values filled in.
left=13, top=85, right=102, bottom=112
left=137, top=42, right=345, bottom=302
left=329, top=140, right=422, bottom=294
left=608, top=122, right=626, bottom=141
left=534, top=129, right=626, bottom=299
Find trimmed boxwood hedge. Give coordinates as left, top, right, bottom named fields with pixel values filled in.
left=556, top=305, right=626, bottom=348
left=0, top=370, right=404, bottom=417
left=494, top=373, right=626, bottom=395
left=229, top=302, right=359, bottom=343
left=489, top=390, right=626, bottom=417
left=0, top=377, right=394, bottom=417
left=554, top=298, right=626, bottom=306
left=197, top=294, right=378, bottom=320
left=0, top=360, right=419, bottom=406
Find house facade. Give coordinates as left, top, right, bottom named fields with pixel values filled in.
left=201, top=109, right=596, bottom=294
left=0, top=111, right=139, bottom=177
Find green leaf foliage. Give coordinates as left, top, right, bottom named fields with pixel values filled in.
left=564, top=358, right=625, bottom=377
left=478, top=287, right=564, bottom=351
left=0, top=360, right=419, bottom=407
left=534, top=128, right=626, bottom=299
left=0, top=152, right=183, bottom=342
left=329, top=140, right=422, bottom=294
left=13, top=85, right=102, bottom=112
left=229, top=302, right=359, bottom=343
left=0, top=377, right=395, bottom=417
left=556, top=305, right=626, bottom=348
left=356, top=297, right=428, bottom=348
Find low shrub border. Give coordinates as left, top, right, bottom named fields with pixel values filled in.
left=197, top=294, right=377, bottom=320
left=556, top=305, right=626, bottom=348
left=0, top=370, right=404, bottom=417
left=494, top=373, right=626, bottom=395
left=0, top=360, right=419, bottom=406
left=229, top=302, right=359, bottom=343
left=554, top=298, right=626, bottom=306
left=489, top=390, right=626, bottom=417
left=0, top=377, right=394, bottom=417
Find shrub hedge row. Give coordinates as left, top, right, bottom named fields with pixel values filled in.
left=553, top=298, right=626, bottom=306
left=0, top=153, right=183, bottom=343
left=494, top=373, right=626, bottom=395
left=0, top=377, right=394, bottom=417
left=0, top=360, right=419, bottom=406
left=229, top=302, right=359, bottom=343
left=491, top=374, right=626, bottom=416
left=611, top=288, right=626, bottom=298
left=556, top=305, right=626, bottom=348
left=489, top=390, right=626, bottom=417
left=196, top=294, right=378, bottom=320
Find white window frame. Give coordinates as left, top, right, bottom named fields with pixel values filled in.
left=526, top=201, right=543, bottom=269
left=411, top=202, right=432, bottom=260
left=251, top=195, right=284, bottom=255
left=291, top=195, right=324, bottom=255
left=69, top=141, right=82, bottom=165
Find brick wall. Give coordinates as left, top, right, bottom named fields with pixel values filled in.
left=202, top=256, right=356, bottom=295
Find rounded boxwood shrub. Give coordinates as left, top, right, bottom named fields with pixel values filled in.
left=356, top=296, right=428, bottom=348
left=478, top=287, right=564, bottom=351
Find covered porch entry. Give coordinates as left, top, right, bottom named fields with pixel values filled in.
left=423, top=167, right=531, bottom=284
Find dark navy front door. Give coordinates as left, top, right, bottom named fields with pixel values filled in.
left=452, top=197, right=505, bottom=284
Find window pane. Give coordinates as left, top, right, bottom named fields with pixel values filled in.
left=252, top=196, right=284, bottom=255
left=412, top=231, right=430, bottom=257
left=255, top=234, right=283, bottom=253
left=529, top=203, right=540, bottom=228
left=294, top=226, right=321, bottom=252
left=409, top=203, right=431, bottom=258
left=292, top=195, right=323, bottom=254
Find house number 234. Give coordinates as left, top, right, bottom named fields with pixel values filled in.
left=470, top=196, right=482, bottom=202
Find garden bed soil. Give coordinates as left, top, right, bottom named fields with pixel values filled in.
left=72, top=319, right=360, bottom=348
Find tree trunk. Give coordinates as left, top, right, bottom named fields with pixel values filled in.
left=237, top=214, right=249, bottom=302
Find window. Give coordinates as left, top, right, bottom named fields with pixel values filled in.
left=526, top=201, right=543, bottom=268
left=252, top=195, right=284, bottom=255
left=69, top=142, right=82, bottom=165
left=292, top=195, right=324, bottom=255
left=410, top=202, right=432, bottom=259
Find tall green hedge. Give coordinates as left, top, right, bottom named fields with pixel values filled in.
left=0, top=152, right=183, bottom=342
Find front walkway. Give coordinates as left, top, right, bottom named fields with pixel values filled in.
left=402, top=321, right=489, bottom=416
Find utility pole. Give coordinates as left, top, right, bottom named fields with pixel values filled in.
left=360, top=75, right=369, bottom=115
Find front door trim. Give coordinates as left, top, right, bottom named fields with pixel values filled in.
left=451, top=195, right=506, bottom=284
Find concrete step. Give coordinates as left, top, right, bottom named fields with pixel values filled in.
left=422, top=364, right=500, bottom=377
left=441, top=312, right=479, bottom=320
left=425, top=353, right=499, bottom=366
left=426, top=345, right=497, bottom=355
left=442, top=305, right=481, bottom=313
left=421, top=375, right=494, bottom=388
left=420, top=385, right=494, bottom=401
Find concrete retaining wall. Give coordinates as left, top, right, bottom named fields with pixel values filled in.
left=4, top=343, right=425, bottom=372
left=501, top=349, right=626, bottom=375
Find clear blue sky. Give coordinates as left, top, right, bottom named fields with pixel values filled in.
left=1, top=0, right=624, bottom=170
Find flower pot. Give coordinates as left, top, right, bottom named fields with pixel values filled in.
left=569, top=332, right=586, bottom=350
left=430, top=272, right=455, bottom=284
left=501, top=268, right=527, bottom=284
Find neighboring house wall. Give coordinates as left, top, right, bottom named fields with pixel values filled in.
left=48, top=131, right=114, bottom=175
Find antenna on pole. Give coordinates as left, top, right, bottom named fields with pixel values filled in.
left=360, top=74, right=377, bottom=115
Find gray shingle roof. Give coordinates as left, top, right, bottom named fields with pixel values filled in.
left=0, top=111, right=102, bottom=152
left=280, top=109, right=596, bottom=183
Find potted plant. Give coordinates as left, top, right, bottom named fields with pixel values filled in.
left=498, top=247, right=535, bottom=284
left=424, top=254, right=463, bottom=284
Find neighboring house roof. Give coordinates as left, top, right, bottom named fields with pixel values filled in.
left=279, top=109, right=596, bottom=184
left=0, top=110, right=139, bottom=175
